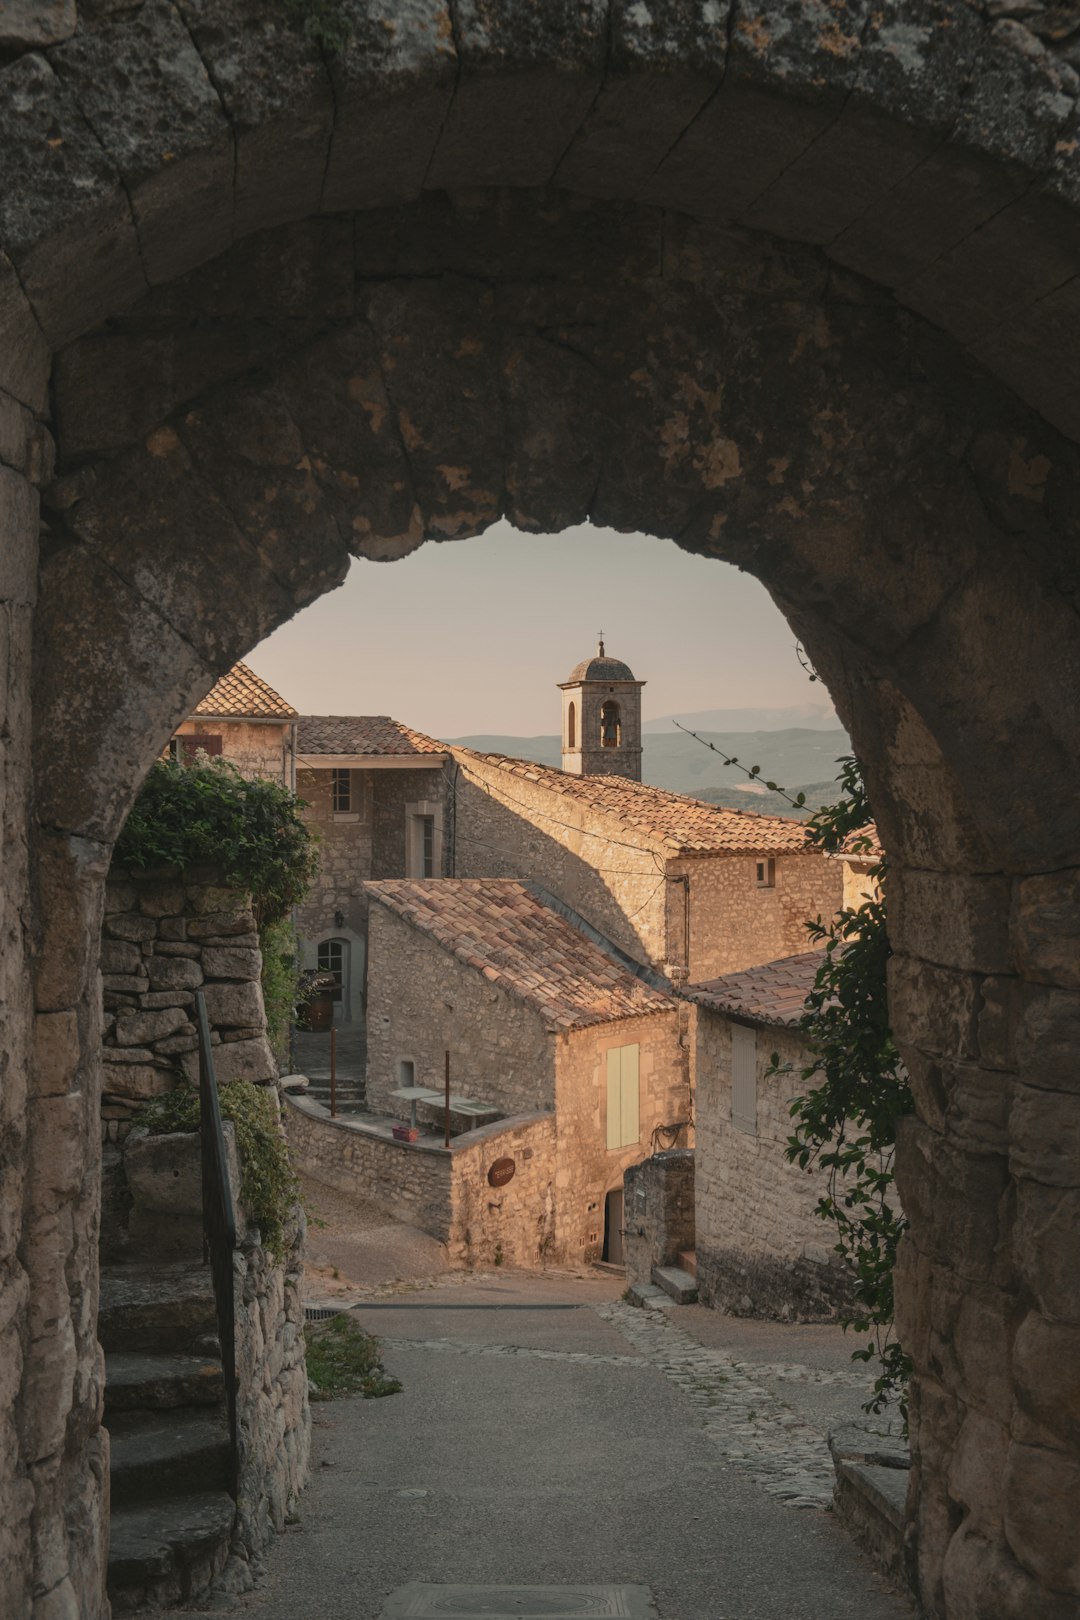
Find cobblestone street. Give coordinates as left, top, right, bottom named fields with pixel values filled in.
left=222, top=1271, right=912, bottom=1620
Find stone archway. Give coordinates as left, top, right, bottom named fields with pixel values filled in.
left=3, top=7, right=1080, bottom=1618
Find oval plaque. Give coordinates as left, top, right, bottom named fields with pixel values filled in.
left=487, top=1156, right=516, bottom=1188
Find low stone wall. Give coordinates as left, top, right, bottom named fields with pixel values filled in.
left=623, top=1150, right=695, bottom=1288
left=101, top=864, right=277, bottom=1142
left=284, top=1095, right=558, bottom=1267
left=233, top=1207, right=310, bottom=1568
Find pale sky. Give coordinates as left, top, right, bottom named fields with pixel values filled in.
left=250, top=522, right=831, bottom=737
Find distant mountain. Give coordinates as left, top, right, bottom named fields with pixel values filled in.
left=445, top=725, right=852, bottom=806
left=643, top=703, right=840, bottom=733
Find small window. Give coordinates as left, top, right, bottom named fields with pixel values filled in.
left=732, top=1025, right=757, bottom=1135
left=398, top=1058, right=415, bottom=1087
left=420, top=815, right=435, bottom=877
left=606, top=1043, right=640, bottom=1150
left=406, top=803, right=441, bottom=877
left=600, top=700, right=621, bottom=749
left=567, top=701, right=576, bottom=749
left=171, top=733, right=222, bottom=761
left=332, top=768, right=351, bottom=813
left=317, top=938, right=347, bottom=1004
left=755, top=857, right=776, bottom=888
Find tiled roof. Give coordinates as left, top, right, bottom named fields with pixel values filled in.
left=194, top=661, right=296, bottom=719
left=683, top=949, right=827, bottom=1027
left=297, top=716, right=447, bottom=756
left=454, top=750, right=813, bottom=856
left=366, top=879, right=676, bottom=1031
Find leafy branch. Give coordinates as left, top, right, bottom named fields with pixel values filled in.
left=671, top=720, right=811, bottom=810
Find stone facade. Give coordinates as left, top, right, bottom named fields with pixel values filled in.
left=558, top=646, right=645, bottom=781
left=173, top=717, right=291, bottom=783
left=692, top=1013, right=851, bottom=1321
left=101, top=866, right=276, bottom=1146
left=453, top=753, right=842, bottom=981
left=295, top=762, right=449, bottom=1017
left=361, top=893, right=689, bottom=1265
left=623, top=1150, right=696, bottom=1291
left=5, top=10, right=1080, bottom=1613
left=285, top=1095, right=558, bottom=1269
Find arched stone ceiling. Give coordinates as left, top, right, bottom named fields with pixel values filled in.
left=2, top=0, right=1080, bottom=443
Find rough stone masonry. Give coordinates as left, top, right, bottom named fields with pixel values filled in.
left=4, top=4, right=1080, bottom=1618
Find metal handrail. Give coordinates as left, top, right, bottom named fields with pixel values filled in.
left=195, top=990, right=239, bottom=1495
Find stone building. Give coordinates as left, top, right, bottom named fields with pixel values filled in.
left=170, top=661, right=297, bottom=784
left=294, top=716, right=451, bottom=1020
left=559, top=637, right=644, bottom=780
left=452, top=749, right=844, bottom=984
left=364, top=878, right=689, bottom=1263
left=684, top=949, right=852, bottom=1320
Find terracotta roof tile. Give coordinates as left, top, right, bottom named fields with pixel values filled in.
left=194, top=661, right=296, bottom=719
left=366, top=878, right=676, bottom=1031
left=684, top=949, right=827, bottom=1028
left=454, top=749, right=813, bottom=855
left=298, top=716, right=447, bottom=756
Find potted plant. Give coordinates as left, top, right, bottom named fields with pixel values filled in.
left=294, top=969, right=338, bottom=1033
left=391, top=1124, right=420, bottom=1143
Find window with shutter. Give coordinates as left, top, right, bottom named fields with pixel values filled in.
left=606, top=1043, right=641, bottom=1150
left=172, top=732, right=222, bottom=760
left=731, top=1025, right=758, bottom=1135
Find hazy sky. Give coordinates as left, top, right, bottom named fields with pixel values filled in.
left=250, top=521, right=830, bottom=737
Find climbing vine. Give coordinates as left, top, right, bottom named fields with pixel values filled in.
left=679, top=716, right=912, bottom=1420
left=781, top=759, right=913, bottom=1424
left=139, top=1080, right=299, bottom=1262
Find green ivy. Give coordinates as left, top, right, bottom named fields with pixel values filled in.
left=779, top=757, right=913, bottom=1425
left=116, top=755, right=318, bottom=928
left=139, top=1080, right=300, bottom=1262
left=260, top=914, right=305, bottom=1070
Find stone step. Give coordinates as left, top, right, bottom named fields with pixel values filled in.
left=100, top=1262, right=217, bottom=1354
left=626, top=1282, right=675, bottom=1310
left=677, top=1248, right=697, bottom=1278
left=108, top=1490, right=235, bottom=1613
left=652, top=1264, right=699, bottom=1305
left=105, top=1352, right=225, bottom=1413
left=109, top=1409, right=231, bottom=1508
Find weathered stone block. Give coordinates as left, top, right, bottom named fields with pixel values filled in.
left=113, top=1007, right=190, bottom=1048
left=1003, top=1440, right=1080, bottom=1595
left=31, top=1010, right=80, bottom=1099
left=1013, top=1309, right=1080, bottom=1452
left=136, top=882, right=186, bottom=918
left=0, top=1, right=76, bottom=49
left=100, top=939, right=142, bottom=976
left=146, top=954, right=203, bottom=992
left=201, top=945, right=261, bottom=981
left=105, top=913, right=158, bottom=943
left=182, top=1036, right=276, bottom=1086
left=200, top=980, right=264, bottom=1030
left=100, top=1064, right=175, bottom=1102
left=137, top=990, right=195, bottom=1011
left=102, top=973, right=149, bottom=995
left=186, top=911, right=256, bottom=938
left=1009, top=1082, right=1080, bottom=1188
left=1014, top=1180, right=1080, bottom=1322
left=1012, top=870, right=1080, bottom=988
left=1015, top=985, right=1080, bottom=1093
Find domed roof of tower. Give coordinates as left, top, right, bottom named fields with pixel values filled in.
left=566, top=638, right=637, bottom=683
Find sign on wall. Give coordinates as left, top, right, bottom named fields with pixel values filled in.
left=487, top=1157, right=516, bottom=1188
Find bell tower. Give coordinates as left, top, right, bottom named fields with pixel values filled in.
left=559, top=635, right=645, bottom=781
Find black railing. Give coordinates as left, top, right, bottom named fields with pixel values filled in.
left=195, top=990, right=239, bottom=1494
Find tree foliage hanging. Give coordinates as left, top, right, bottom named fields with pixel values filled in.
left=115, top=755, right=318, bottom=928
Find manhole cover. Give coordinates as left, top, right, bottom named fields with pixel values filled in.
left=381, top=1587, right=655, bottom=1619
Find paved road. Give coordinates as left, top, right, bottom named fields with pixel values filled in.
left=226, top=1273, right=914, bottom=1620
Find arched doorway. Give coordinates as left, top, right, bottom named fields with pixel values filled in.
left=4, top=11, right=1080, bottom=1616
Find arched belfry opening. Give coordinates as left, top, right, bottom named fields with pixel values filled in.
left=4, top=9, right=1080, bottom=1617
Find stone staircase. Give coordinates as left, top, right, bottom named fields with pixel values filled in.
left=303, top=1074, right=367, bottom=1113
left=101, top=1261, right=236, bottom=1612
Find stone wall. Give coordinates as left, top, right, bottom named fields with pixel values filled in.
left=623, top=1150, right=696, bottom=1289
left=675, top=852, right=844, bottom=983
left=553, top=1010, right=691, bottom=1263
left=101, top=866, right=276, bottom=1146
left=284, top=1095, right=558, bottom=1267
left=365, top=900, right=556, bottom=1120
left=693, top=1012, right=851, bottom=1321
left=452, top=755, right=673, bottom=970
left=175, top=718, right=290, bottom=784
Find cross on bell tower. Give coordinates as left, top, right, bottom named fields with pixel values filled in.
left=558, top=638, right=645, bottom=781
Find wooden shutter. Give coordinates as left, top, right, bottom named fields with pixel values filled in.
left=606, top=1044, right=640, bottom=1149
left=178, top=733, right=222, bottom=759
left=731, top=1025, right=757, bottom=1135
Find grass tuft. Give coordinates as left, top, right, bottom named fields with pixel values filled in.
left=306, top=1314, right=402, bottom=1401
